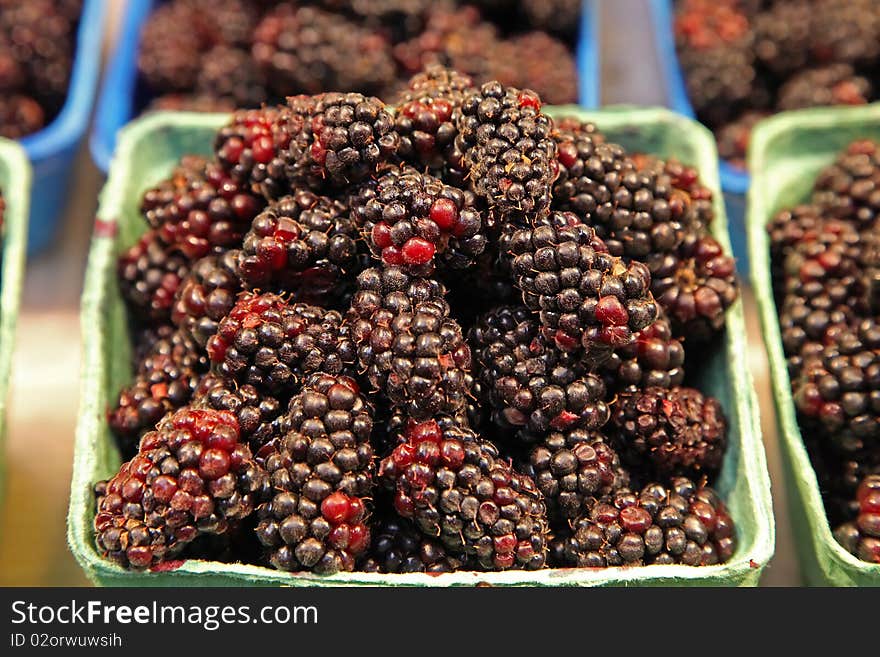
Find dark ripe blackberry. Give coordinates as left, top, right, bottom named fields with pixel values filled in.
left=833, top=475, right=880, bottom=564
left=171, top=250, right=242, bottom=350
left=794, top=320, right=880, bottom=457
left=252, top=5, right=395, bottom=99
left=139, top=157, right=265, bottom=260
left=281, top=92, right=402, bottom=190
left=195, top=46, right=266, bottom=109
left=600, top=312, right=685, bottom=393
left=146, top=94, right=237, bottom=114
left=351, top=165, right=487, bottom=274
left=454, top=80, right=557, bottom=224
left=117, top=230, right=190, bottom=325
left=610, top=386, right=728, bottom=482
left=810, top=0, right=880, bottom=69
left=469, top=305, right=609, bottom=443
left=207, top=292, right=357, bottom=397
left=0, top=95, right=45, bottom=138
left=360, top=514, right=469, bottom=574
left=379, top=416, right=548, bottom=570
left=109, top=330, right=208, bottom=458
left=508, top=213, right=658, bottom=359
left=393, top=65, right=474, bottom=174
left=631, top=154, right=716, bottom=232
left=521, top=0, right=581, bottom=38
left=716, top=111, right=768, bottom=170
left=776, top=64, right=872, bottom=112
left=524, top=430, right=629, bottom=522
left=255, top=374, right=374, bottom=573
left=238, top=191, right=361, bottom=303
left=648, top=233, right=738, bottom=342
left=507, top=32, right=578, bottom=106
left=751, top=0, right=812, bottom=77
left=556, top=477, right=736, bottom=567
left=194, top=374, right=285, bottom=453
left=812, top=140, right=880, bottom=228
left=94, top=407, right=268, bottom=569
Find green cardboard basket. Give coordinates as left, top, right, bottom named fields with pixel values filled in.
left=748, top=104, right=880, bottom=586
left=68, top=108, right=773, bottom=587
left=0, top=139, right=30, bottom=493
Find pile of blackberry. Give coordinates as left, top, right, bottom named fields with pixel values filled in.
left=99, top=68, right=739, bottom=577
left=674, top=0, right=880, bottom=167
left=0, top=0, right=82, bottom=138
left=135, top=1, right=580, bottom=116
left=769, top=139, right=880, bottom=563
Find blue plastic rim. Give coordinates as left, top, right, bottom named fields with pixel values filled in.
left=90, top=0, right=601, bottom=173
left=17, top=0, right=105, bottom=254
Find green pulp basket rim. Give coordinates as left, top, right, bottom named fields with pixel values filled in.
left=69, top=107, right=774, bottom=586
left=748, top=103, right=880, bottom=576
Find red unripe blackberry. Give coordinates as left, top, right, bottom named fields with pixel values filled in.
left=171, top=250, right=242, bottom=350
left=351, top=165, right=487, bottom=274
left=610, top=386, right=728, bottom=482
left=95, top=407, right=267, bottom=569
left=117, top=230, right=189, bottom=325
left=379, top=416, right=549, bottom=570
left=556, top=478, right=737, bottom=567
left=207, top=292, right=357, bottom=397
left=834, top=474, right=880, bottom=564
left=255, top=373, right=374, bottom=573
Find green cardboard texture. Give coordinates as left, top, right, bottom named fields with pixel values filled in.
left=0, top=138, right=30, bottom=494
left=69, top=108, right=773, bottom=586
left=748, top=104, right=880, bottom=586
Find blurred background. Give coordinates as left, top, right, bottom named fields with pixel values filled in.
left=0, top=0, right=800, bottom=586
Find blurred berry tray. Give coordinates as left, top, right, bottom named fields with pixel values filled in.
left=88, top=0, right=600, bottom=174
left=748, top=104, right=880, bottom=586
left=68, top=107, right=772, bottom=586
left=20, top=0, right=105, bottom=254
left=0, top=138, right=32, bottom=495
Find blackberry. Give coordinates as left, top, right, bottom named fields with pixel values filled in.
left=454, top=80, right=557, bottom=224
left=776, top=64, right=872, bottom=112
left=109, top=330, right=208, bottom=458
left=469, top=305, right=609, bottom=444
left=610, top=386, right=728, bottom=482
left=556, top=478, right=736, bottom=567
left=393, top=65, right=474, bottom=174
left=600, top=312, right=685, bottom=393
left=207, top=293, right=357, bottom=397
left=812, top=140, right=880, bottom=228
left=523, top=430, right=629, bottom=522
left=751, top=0, right=812, bottom=77
left=508, top=213, right=658, bottom=358
left=252, top=5, right=395, bottom=98
left=521, top=0, right=581, bottom=38
left=117, top=230, right=190, bottom=325
left=95, top=407, right=267, bottom=569
left=255, top=374, right=374, bottom=573
left=648, top=233, right=738, bottom=341
left=171, top=250, right=242, bottom=350
left=360, top=514, right=468, bottom=574
left=195, top=46, right=266, bottom=109
left=716, top=112, right=768, bottom=170
left=140, top=157, right=264, bottom=260
left=508, top=32, right=578, bottom=106
left=631, top=154, right=716, bottom=232
left=833, top=475, right=880, bottom=563
left=379, top=416, right=548, bottom=570
left=794, top=320, right=880, bottom=457
left=351, top=165, right=487, bottom=274
left=238, top=191, right=361, bottom=302
left=0, top=95, right=45, bottom=138
left=810, top=0, right=880, bottom=69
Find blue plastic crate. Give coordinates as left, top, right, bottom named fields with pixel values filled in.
left=647, top=0, right=750, bottom=271
left=90, top=0, right=600, bottom=173
left=19, top=0, right=106, bottom=254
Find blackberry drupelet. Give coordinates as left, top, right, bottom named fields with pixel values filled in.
left=812, top=140, right=880, bottom=228
left=109, top=329, right=208, bottom=458
left=206, top=292, right=357, bottom=397
left=610, top=386, right=728, bottom=482
left=171, top=250, right=242, bottom=349
left=508, top=212, right=658, bottom=358
left=648, top=232, right=738, bottom=342
left=454, top=80, right=557, bottom=224
left=600, top=312, right=685, bottom=393
left=556, top=477, right=736, bottom=567
left=238, top=191, right=360, bottom=302
left=255, top=374, right=374, bottom=573
left=361, top=514, right=469, bottom=574
left=833, top=474, right=880, bottom=563
left=117, top=230, right=190, bottom=325
left=776, top=64, right=871, bottom=112
left=95, top=407, right=268, bottom=569
left=350, top=165, right=487, bottom=274
left=379, top=416, right=548, bottom=570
